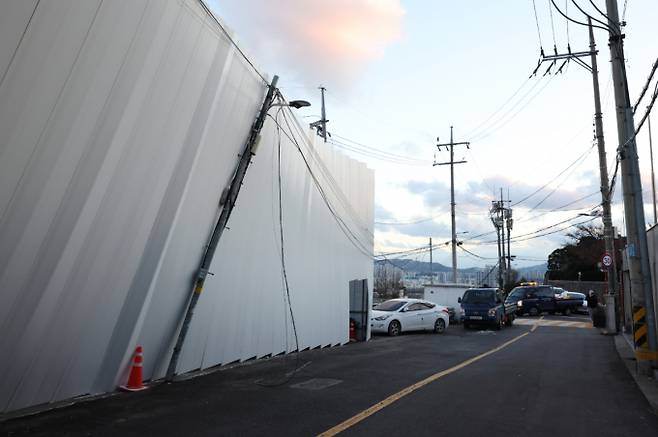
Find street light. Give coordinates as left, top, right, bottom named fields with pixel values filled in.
left=270, top=99, right=311, bottom=109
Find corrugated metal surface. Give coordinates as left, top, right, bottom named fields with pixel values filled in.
left=0, top=0, right=373, bottom=413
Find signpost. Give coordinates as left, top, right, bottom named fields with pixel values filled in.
left=601, top=253, right=613, bottom=269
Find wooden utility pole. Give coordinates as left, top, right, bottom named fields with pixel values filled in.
left=434, top=127, right=469, bottom=283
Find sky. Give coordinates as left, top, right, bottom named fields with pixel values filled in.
left=207, top=0, right=658, bottom=270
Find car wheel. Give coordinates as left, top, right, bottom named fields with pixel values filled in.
left=388, top=320, right=401, bottom=336
left=434, top=318, right=446, bottom=334
left=529, top=307, right=539, bottom=317
left=563, top=307, right=571, bottom=316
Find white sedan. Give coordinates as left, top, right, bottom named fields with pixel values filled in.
left=371, top=298, right=450, bottom=336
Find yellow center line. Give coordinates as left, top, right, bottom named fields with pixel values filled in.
left=317, top=330, right=531, bottom=436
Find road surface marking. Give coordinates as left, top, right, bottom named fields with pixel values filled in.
left=317, top=331, right=530, bottom=436
left=515, top=318, right=592, bottom=329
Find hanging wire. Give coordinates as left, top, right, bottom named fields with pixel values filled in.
left=547, top=0, right=558, bottom=51
left=569, top=0, right=618, bottom=34
left=532, top=0, right=544, bottom=52
left=549, top=0, right=616, bottom=34
left=565, top=0, right=571, bottom=51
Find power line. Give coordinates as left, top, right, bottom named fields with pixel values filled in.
left=475, top=216, right=599, bottom=245
left=548, top=0, right=558, bottom=49
left=269, top=107, right=374, bottom=258
left=464, top=77, right=533, bottom=139
left=375, top=211, right=449, bottom=226
left=532, top=0, right=544, bottom=50
left=470, top=74, right=557, bottom=142
left=525, top=144, right=596, bottom=213
left=279, top=104, right=376, bottom=242
left=633, top=58, right=658, bottom=114
left=332, top=133, right=430, bottom=164
left=549, top=0, right=617, bottom=34
left=199, top=2, right=269, bottom=84
left=512, top=143, right=596, bottom=207
left=329, top=139, right=430, bottom=166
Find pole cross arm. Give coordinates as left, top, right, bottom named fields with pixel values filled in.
left=433, top=160, right=467, bottom=166
left=436, top=141, right=470, bottom=147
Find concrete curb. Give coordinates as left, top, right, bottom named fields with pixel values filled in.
left=613, top=333, right=658, bottom=415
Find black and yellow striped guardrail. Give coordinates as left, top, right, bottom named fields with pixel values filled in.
left=633, top=305, right=658, bottom=361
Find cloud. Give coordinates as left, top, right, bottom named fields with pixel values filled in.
left=209, top=0, right=404, bottom=91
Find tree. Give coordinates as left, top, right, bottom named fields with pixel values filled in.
left=545, top=224, right=623, bottom=281
left=374, top=262, right=403, bottom=297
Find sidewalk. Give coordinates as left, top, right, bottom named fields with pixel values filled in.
left=614, top=332, right=658, bottom=415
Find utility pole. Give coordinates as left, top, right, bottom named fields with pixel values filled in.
left=491, top=198, right=504, bottom=289
left=506, top=206, right=513, bottom=286
left=605, top=0, right=658, bottom=369
left=648, top=114, right=657, bottom=224
left=588, top=19, right=619, bottom=318
left=500, top=189, right=507, bottom=289
left=434, top=126, right=469, bottom=283
left=429, top=237, right=433, bottom=284
left=310, top=86, right=328, bottom=142
left=165, top=75, right=280, bottom=381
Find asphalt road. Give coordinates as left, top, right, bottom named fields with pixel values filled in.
left=2, top=315, right=657, bottom=436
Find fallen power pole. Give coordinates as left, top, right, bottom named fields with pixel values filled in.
left=605, top=0, right=658, bottom=370
left=434, top=126, right=469, bottom=283
left=166, top=75, right=280, bottom=381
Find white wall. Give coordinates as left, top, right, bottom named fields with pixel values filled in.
left=424, top=285, right=470, bottom=312
left=0, top=0, right=373, bottom=413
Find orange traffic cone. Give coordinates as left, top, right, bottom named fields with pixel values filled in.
left=349, top=319, right=356, bottom=342
left=121, top=346, right=147, bottom=391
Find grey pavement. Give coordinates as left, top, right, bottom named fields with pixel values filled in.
left=1, top=315, right=657, bottom=436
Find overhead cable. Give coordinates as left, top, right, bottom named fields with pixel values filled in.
left=512, top=143, right=596, bottom=207
left=633, top=58, right=658, bottom=114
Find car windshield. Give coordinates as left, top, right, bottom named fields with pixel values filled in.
left=462, top=289, right=495, bottom=304
left=374, top=300, right=406, bottom=311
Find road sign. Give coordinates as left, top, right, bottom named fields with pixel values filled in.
left=601, top=253, right=613, bottom=268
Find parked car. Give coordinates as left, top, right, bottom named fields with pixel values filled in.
left=556, top=290, right=588, bottom=314
left=506, top=285, right=585, bottom=316
left=459, top=288, right=516, bottom=330
left=371, top=298, right=450, bottom=336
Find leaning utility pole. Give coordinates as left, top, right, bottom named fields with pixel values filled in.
left=605, top=0, right=658, bottom=368
left=434, top=127, right=469, bottom=283
left=166, top=75, right=280, bottom=381
left=588, top=18, right=619, bottom=312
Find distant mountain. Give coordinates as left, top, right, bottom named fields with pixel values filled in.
left=515, top=263, right=548, bottom=279
left=375, top=259, right=451, bottom=274
left=375, top=259, right=547, bottom=279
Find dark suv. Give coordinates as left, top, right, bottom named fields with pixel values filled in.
left=506, top=285, right=584, bottom=316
